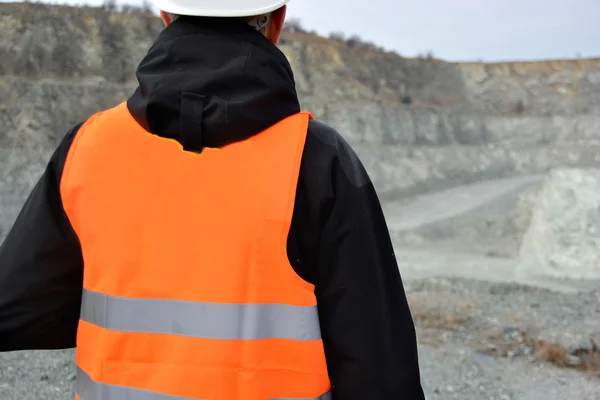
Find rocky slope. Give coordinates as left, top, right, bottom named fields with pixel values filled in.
left=2, top=3, right=600, bottom=227
left=2, top=3, right=600, bottom=232
left=519, top=169, right=600, bottom=280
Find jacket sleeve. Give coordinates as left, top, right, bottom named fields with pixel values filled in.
left=290, top=121, right=424, bottom=399
left=0, top=122, right=84, bottom=352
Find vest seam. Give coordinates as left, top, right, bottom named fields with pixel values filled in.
left=280, top=112, right=316, bottom=292
left=60, top=108, right=106, bottom=390
left=60, top=111, right=104, bottom=232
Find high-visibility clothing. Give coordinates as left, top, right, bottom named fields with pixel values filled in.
left=60, top=102, right=332, bottom=400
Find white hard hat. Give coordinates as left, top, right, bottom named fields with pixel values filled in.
left=152, top=0, right=291, bottom=17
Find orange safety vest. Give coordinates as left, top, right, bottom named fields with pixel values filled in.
left=60, top=102, right=332, bottom=400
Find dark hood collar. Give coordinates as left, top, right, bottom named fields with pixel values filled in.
left=127, top=16, right=301, bottom=152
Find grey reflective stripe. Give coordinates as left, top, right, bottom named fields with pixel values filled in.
left=76, top=367, right=198, bottom=400
left=271, top=391, right=333, bottom=400
left=80, top=289, right=321, bottom=341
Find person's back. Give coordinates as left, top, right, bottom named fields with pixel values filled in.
left=0, top=2, right=425, bottom=399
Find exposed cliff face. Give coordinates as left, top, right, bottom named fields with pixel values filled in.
left=2, top=3, right=600, bottom=237
left=519, top=168, right=600, bottom=280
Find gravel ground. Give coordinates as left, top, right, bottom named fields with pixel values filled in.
left=407, top=276, right=600, bottom=400
left=419, top=344, right=600, bottom=400
left=0, top=349, right=75, bottom=399
left=2, top=276, right=599, bottom=400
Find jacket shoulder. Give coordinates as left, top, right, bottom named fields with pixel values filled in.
left=304, top=119, right=371, bottom=188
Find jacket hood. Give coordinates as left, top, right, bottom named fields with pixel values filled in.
left=127, top=15, right=301, bottom=152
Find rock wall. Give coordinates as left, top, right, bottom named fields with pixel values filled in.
left=2, top=2, right=600, bottom=238
left=519, top=169, right=600, bottom=280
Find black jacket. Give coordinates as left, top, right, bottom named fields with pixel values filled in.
left=0, top=16, right=424, bottom=399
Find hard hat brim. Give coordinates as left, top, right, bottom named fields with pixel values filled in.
left=151, top=0, right=291, bottom=17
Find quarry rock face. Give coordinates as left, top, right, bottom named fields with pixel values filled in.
left=519, top=169, right=600, bottom=280
left=2, top=3, right=600, bottom=240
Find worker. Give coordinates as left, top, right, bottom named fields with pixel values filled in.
left=0, top=1, right=425, bottom=399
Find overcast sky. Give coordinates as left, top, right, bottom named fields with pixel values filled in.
left=285, top=0, right=599, bottom=61
left=14, top=0, right=600, bottom=61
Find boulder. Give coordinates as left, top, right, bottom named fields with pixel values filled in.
left=519, top=168, right=600, bottom=279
